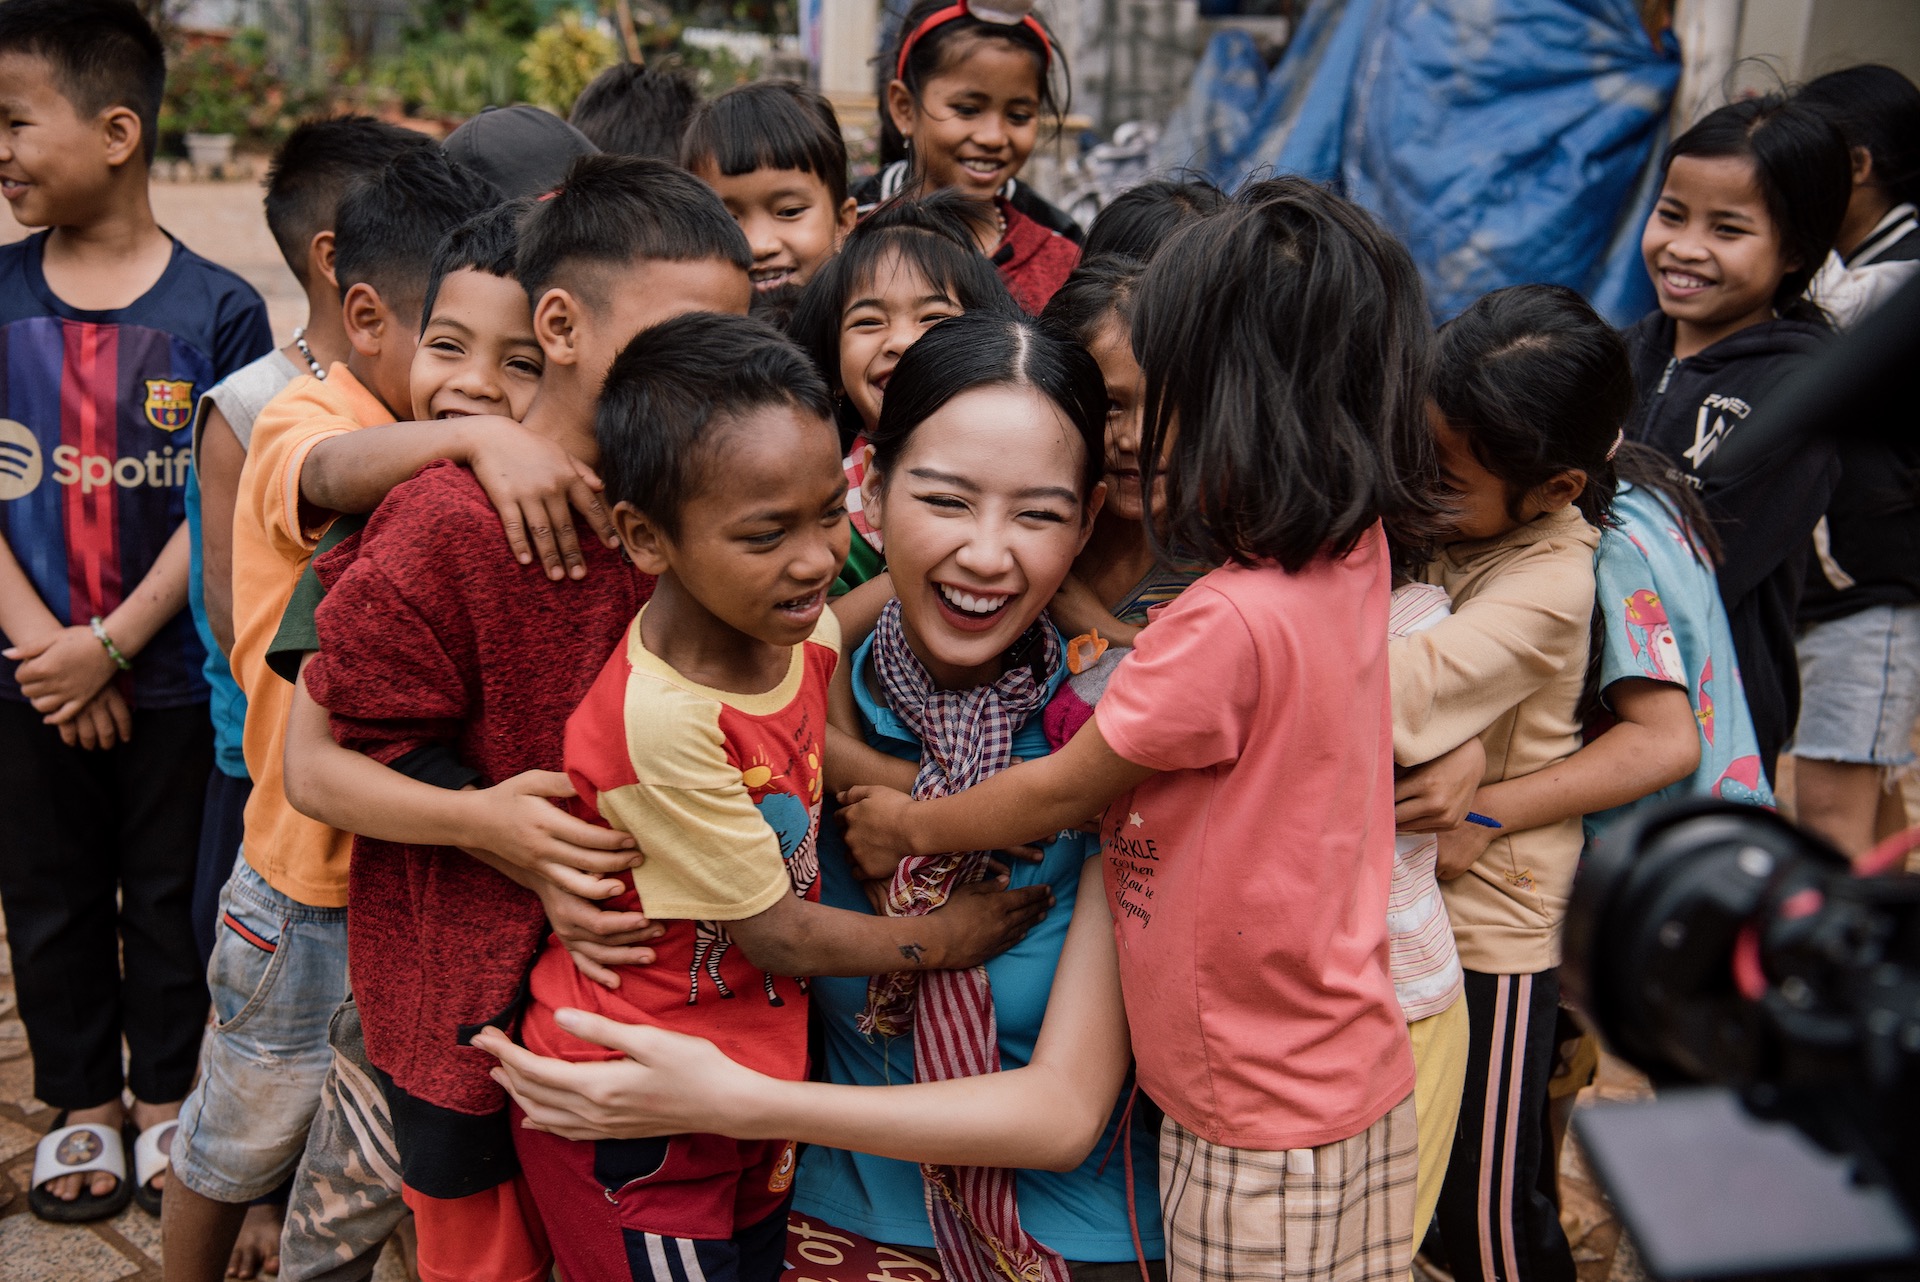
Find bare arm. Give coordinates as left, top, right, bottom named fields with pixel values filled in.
left=198, top=405, right=245, bottom=656
left=283, top=669, right=668, bottom=986
left=283, top=670, right=641, bottom=896
left=725, top=871, right=1051, bottom=978
left=300, top=417, right=618, bottom=580
left=840, top=716, right=1156, bottom=866
left=1436, top=678, right=1700, bottom=877
left=476, top=857, right=1130, bottom=1171
left=1049, top=572, right=1143, bottom=648
left=7, top=521, right=192, bottom=725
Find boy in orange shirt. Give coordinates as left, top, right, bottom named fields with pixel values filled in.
left=164, top=146, right=614, bottom=1280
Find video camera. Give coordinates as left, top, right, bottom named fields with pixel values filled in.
left=1565, top=799, right=1920, bottom=1277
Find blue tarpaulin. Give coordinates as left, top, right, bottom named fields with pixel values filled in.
left=1152, top=0, right=1680, bottom=325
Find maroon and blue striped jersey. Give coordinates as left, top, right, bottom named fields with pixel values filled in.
left=0, top=231, right=272, bottom=708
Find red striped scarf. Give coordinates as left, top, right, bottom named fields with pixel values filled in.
left=862, top=599, right=1069, bottom=1282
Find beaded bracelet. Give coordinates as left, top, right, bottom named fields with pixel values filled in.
left=90, top=616, right=131, bottom=672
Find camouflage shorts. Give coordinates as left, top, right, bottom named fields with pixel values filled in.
left=279, top=995, right=411, bottom=1282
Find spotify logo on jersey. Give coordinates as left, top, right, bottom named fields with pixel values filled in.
left=0, top=420, right=41, bottom=500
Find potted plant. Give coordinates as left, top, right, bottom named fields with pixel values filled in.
left=160, top=39, right=255, bottom=166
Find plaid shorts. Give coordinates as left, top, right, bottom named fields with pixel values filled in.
left=1159, top=1093, right=1417, bottom=1282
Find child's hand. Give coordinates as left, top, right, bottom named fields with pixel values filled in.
left=469, top=770, right=641, bottom=897
left=60, top=685, right=132, bottom=751
left=7, top=625, right=119, bottom=724
left=476, top=1013, right=758, bottom=1142
left=1394, top=738, right=1486, bottom=833
left=923, top=868, right=1053, bottom=968
left=529, top=879, right=667, bottom=991
left=1435, top=821, right=1498, bottom=880
left=836, top=784, right=918, bottom=868
left=464, top=421, right=621, bottom=582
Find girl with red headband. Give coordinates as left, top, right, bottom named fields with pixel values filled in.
left=856, top=0, right=1082, bottom=314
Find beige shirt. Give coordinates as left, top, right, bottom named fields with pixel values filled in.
left=1391, top=505, right=1600, bottom=974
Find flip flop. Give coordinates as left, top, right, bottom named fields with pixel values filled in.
left=28, top=1112, right=134, bottom=1223
left=132, top=1117, right=179, bottom=1216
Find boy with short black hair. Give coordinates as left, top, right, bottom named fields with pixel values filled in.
left=0, top=0, right=272, bottom=1224
left=681, top=80, right=855, bottom=321
left=162, top=144, right=504, bottom=1280
left=570, top=60, right=699, bottom=160
left=494, top=310, right=1051, bottom=1282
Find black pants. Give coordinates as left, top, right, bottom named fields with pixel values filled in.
left=0, top=698, right=213, bottom=1108
left=1432, top=968, right=1575, bottom=1282
left=192, top=768, right=251, bottom=967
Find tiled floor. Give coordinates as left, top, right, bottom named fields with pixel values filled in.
left=0, top=914, right=415, bottom=1280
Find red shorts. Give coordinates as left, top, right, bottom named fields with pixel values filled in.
left=510, top=1103, right=796, bottom=1282
left=401, top=1173, right=552, bottom=1282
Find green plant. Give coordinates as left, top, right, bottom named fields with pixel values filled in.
left=519, top=10, right=620, bottom=114
left=372, top=17, right=527, bottom=119
left=160, top=34, right=274, bottom=139
left=673, top=40, right=757, bottom=93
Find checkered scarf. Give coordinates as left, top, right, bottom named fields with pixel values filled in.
left=861, top=597, right=1068, bottom=1282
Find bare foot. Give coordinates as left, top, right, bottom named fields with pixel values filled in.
left=128, top=1098, right=182, bottom=1195
left=228, top=1200, right=284, bottom=1279
left=43, top=1099, right=124, bottom=1203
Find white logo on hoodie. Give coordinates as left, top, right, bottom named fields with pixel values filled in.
left=1682, top=393, right=1752, bottom=469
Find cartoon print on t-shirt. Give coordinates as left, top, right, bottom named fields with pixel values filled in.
left=1713, top=754, right=1769, bottom=806
left=1622, top=589, right=1684, bottom=684
left=1696, top=655, right=1716, bottom=746
left=685, top=758, right=823, bottom=1008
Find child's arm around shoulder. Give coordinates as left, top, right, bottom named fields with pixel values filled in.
left=299, top=415, right=620, bottom=581
left=1436, top=677, right=1700, bottom=877
left=608, top=681, right=1051, bottom=978
left=1390, top=527, right=1599, bottom=766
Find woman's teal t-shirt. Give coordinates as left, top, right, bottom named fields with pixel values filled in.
left=793, top=629, right=1164, bottom=1262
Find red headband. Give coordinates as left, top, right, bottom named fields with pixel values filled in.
left=895, top=1, right=1053, bottom=82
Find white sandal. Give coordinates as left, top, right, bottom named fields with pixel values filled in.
left=29, top=1116, right=132, bottom=1223
left=132, top=1118, right=179, bottom=1216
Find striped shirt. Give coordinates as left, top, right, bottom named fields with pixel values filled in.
left=1386, top=582, right=1466, bottom=1022
left=0, top=232, right=270, bottom=708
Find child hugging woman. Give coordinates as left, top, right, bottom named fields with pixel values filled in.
left=859, top=0, right=1082, bottom=312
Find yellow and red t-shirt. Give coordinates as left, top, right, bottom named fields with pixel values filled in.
left=522, top=605, right=839, bottom=1082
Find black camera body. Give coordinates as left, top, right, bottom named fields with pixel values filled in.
left=1564, top=799, right=1920, bottom=1277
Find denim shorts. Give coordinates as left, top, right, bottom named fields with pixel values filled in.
left=171, top=852, right=349, bottom=1203
left=1793, top=603, right=1920, bottom=768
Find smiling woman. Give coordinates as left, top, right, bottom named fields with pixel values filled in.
left=780, top=310, right=1163, bottom=1281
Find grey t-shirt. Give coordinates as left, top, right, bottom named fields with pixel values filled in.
left=191, top=346, right=302, bottom=464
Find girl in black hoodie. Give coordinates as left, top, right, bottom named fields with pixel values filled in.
left=1625, top=93, right=1852, bottom=784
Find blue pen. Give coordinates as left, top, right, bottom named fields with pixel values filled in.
left=1466, top=811, right=1503, bottom=830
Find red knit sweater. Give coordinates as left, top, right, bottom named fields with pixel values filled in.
left=304, top=460, right=651, bottom=1115
left=995, top=197, right=1080, bottom=315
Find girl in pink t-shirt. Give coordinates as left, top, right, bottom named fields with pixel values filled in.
left=831, top=177, right=1444, bottom=1282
